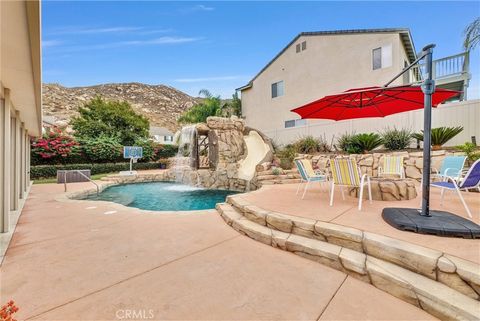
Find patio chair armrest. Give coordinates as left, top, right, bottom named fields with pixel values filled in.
left=443, top=168, right=460, bottom=178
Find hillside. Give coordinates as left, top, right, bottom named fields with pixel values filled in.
left=42, top=83, right=199, bottom=132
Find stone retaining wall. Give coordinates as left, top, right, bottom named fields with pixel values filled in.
left=218, top=195, right=480, bottom=320
left=304, top=150, right=466, bottom=180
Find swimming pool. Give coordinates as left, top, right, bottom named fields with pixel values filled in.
left=84, top=182, right=238, bottom=211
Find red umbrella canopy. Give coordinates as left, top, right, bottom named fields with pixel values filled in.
left=291, top=85, right=460, bottom=121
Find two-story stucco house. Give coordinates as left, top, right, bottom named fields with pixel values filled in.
left=238, top=28, right=471, bottom=145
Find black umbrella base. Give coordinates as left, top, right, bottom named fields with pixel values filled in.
left=382, top=208, right=480, bottom=239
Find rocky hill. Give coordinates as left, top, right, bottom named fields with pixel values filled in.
left=42, top=83, right=199, bottom=132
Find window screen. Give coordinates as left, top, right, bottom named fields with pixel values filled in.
left=296, top=44, right=301, bottom=53
left=301, top=41, right=306, bottom=50
left=284, top=120, right=295, bottom=128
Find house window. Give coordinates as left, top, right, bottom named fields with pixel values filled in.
left=373, top=47, right=382, bottom=70
left=284, top=119, right=306, bottom=128
left=296, top=41, right=307, bottom=53
left=271, top=81, right=284, bottom=98
left=164, top=135, right=173, bottom=142
left=372, top=44, right=392, bottom=70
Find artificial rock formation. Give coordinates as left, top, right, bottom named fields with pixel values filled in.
left=173, top=116, right=274, bottom=192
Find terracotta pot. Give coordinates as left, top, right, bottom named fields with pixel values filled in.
left=432, top=145, right=442, bottom=151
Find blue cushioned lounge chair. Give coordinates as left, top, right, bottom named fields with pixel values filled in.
left=431, top=159, right=480, bottom=218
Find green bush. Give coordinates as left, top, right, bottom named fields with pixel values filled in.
left=134, top=139, right=156, bottom=162
left=456, top=142, right=480, bottom=164
left=155, top=144, right=178, bottom=159
left=276, top=145, right=297, bottom=169
left=336, top=132, right=356, bottom=152
left=31, top=162, right=165, bottom=179
left=82, top=135, right=123, bottom=163
left=381, top=127, right=413, bottom=150
left=412, top=126, right=463, bottom=148
left=293, top=135, right=331, bottom=154
left=350, top=133, right=383, bottom=153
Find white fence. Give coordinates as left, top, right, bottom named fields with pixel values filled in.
left=263, top=99, right=480, bottom=147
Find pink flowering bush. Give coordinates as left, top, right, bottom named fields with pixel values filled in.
left=31, top=127, right=80, bottom=164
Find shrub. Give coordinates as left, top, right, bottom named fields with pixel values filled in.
left=381, top=127, right=413, bottom=150
left=456, top=142, right=480, bottom=164
left=82, top=135, right=123, bottom=163
left=31, top=162, right=166, bottom=179
left=350, top=133, right=384, bottom=153
left=71, top=96, right=149, bottom=146
left=272, top=167, right=282, bottom=175
left=336, top=132, right=356, bottom=152
left=293, top=135, right=331, bottom=154
left=276, top=145, right=297, bottom=169
left=133, top=139, right=156, bottom=162
left=31, top=127, right=79, bottom=165
left=412, top=126, right=463, bottom=149
left=155, top=144, right=178, bottom=159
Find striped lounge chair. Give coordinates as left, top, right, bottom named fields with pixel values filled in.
left=295, top=159, right=328, bottom=199
left=378, top=156, right=405, bottom=178
left=329, top=158, right=372, bottom=210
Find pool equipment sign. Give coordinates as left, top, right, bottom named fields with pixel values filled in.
left=120, top=146, right=143, bottom=176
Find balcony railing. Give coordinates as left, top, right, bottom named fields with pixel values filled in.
left=410, top=51, right=470, bottom=83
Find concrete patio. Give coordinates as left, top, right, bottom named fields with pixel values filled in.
left=0, top=178, right=443, bottom=321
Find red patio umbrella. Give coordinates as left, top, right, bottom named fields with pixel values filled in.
left=291, top=85, right=460, bottom=121
left=288, top=44, right=480, bottom=238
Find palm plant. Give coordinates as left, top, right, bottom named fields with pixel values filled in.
left=177, top=89, right=222, bottom=124
left=463, top=18, right=480, bottom=51
left=350, top=133, right=383, bottom=153
left=412, top=126, right=463, bottom=150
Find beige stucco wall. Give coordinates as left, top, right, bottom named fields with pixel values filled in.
left=0, top=0, right=41, bottom=242
left=241, top=32, right=411, bottom=139
left=0, top=0, right=42, bottom=136
left=261, top=99, right=480, bottom=147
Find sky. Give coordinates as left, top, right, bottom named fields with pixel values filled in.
left=42, top=1, right=479, bottom=99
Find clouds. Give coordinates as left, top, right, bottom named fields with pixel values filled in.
left=47, top=26, right=144, bottom=35
left=42, top=39, right=63, bottom=48
left=42, top=24, right=201, bottom=54
left=192, top=4, right=215, bottom=12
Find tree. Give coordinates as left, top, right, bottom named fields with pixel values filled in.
left=71, top=96, right=149, bottom=146
left=177, top=89, right=241, bottom=124
left=463, top=17, right=480, bottom=51
left=178, top=89, right=222, bottom=124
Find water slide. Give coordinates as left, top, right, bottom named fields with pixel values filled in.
left=238, top=130, right=271, bottom=181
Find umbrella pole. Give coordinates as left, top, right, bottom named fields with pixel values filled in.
left=420, top=44, right=436, bottom=217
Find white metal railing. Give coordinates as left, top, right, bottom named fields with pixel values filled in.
left=63, top=170, right=99, bottom=194
left=410, top=51, right=469, bottom=82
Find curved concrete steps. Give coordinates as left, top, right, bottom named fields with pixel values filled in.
left=216, top=196, right=480, bottom=321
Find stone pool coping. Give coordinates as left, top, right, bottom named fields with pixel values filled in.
left=218, top=195, right=480, bottom=320
left=57, top=171, right=237, bottom=215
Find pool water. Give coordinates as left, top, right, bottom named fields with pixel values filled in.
left=84, top=182, right=238, bottom=211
